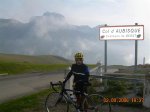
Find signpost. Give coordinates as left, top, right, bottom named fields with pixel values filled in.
left=99, top=24, right=150, bottom=108
left=100, top=25, right=144, bottom=40
left=99, top=24, right=144, bottom=73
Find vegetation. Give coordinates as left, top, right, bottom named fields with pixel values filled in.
left=88, top=78, right=145, bottom=108
left=0, top=89, right=51, bottom=112
left=0, top=53, right=71, bottom=64
left=117, top=64, right=150, bottom=74
left=0, top=53, right=72, bottom=74
left=0, top=62, right=96, bottom=75
left=114, top=100, right=143, bottom=107
left=0, top=79, right=145, bottom=112
left=0, top=53, right=96, bottom=75
left=0, top=62, right=69, bottom=74
left=101, top=80, right=128, bottom=97
left=87, top=64, right=97, bottom=69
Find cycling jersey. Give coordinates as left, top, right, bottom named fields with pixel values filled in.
left=64, top=64, right=89, bottom=84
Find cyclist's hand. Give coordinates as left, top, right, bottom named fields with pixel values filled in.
left=62, top=81, right=65, bottom=88
left=62, top=80, right=65, bottom=84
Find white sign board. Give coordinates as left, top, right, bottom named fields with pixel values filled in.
left=99, top=25, right=144, bottom=40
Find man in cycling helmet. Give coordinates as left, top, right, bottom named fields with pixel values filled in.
left=63, top=52, right=90, bottom=109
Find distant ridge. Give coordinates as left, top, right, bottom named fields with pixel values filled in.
left=0, top=53, right=72, bottom=64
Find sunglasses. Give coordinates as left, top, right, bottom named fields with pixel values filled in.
left=75, top=58, right=83, bottom=61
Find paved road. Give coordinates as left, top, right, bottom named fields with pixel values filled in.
left=0, top=68, right=118, bottom=103
left=0, top=72, right=64, bottom=103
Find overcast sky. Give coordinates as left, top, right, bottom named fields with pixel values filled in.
left=0, top=0, right=150, bottom=65
left=0, top=0, right=149, bottom=26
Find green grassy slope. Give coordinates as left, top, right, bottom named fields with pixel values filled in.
left=0, top=53, right=72, bottom=74
left=0, top=62, right=69, bottom=74
left=0, top=53, right=96, bottom=75
left=0, top=53, right=71, bottom=64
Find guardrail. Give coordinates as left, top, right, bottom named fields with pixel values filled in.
left=91, top=75, right=145, bottom=82
left=91, top=67, right=150, bottom=108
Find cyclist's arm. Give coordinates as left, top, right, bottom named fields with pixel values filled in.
left=63, top=65, right=73, bottom=83
left=63, top=71, right=72, bottom=83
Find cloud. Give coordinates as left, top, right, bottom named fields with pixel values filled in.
left=0, top=0, right=150, bottom=65
left=0, top=12, right=103, bottom=64
left=0, top=15, right=146, bottom=65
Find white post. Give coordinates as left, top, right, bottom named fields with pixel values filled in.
left=143, top=57, right=145, bottom=65
left=69, top=75, right=74, bottom=90
left=64, top=67, right=71, bottom=89
left=64, top=66, right=73, bottom=92
left=143, top=73, right=150, bottom=108
left=96, top=61, right=103, bottom=83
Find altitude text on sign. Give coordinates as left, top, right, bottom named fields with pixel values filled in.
left=99, top=25, right=144, bottom=40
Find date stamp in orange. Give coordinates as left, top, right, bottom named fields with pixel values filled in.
left=103, top=97, right=144, bottom=103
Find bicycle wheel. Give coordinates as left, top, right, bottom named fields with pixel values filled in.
left=67, top=103, right=77, bottom=112
left=82, top=94, right=111, bottom=112
left=45, top=92, right=68, bottom=112
left=66, top=95, right=77, bottom=112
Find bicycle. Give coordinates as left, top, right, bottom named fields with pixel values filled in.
left=45, top=81, right=111, bottom=112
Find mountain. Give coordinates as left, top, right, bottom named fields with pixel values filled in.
left=0, top=12, right=136, bottom=65
left=0, top=12, right=100, bottom=64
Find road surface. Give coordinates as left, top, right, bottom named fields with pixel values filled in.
left=0, top=68, right=118, bottom=103
left=0, top=72, right=64, bottom=103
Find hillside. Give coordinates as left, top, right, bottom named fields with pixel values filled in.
left=0, top=53, right=72, bottom=64
left=0, top=53, right=72, bottom=74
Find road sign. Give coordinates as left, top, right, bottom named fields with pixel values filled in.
left=99, top=25, right=144, bottom=40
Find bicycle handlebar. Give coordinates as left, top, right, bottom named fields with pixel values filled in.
left=50, top=81, right=65, bottom=92
left=50, top=80, right=91, bottom=95
left=50, top=81, right=62, bottom=86
left=50, top=81, right=82, bottom=94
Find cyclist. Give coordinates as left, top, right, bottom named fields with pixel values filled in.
left=63, top=52, right=90, bottom=111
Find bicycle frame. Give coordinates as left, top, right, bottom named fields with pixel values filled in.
left=51, top=81, right=88, bottom=112
left=64, top=89, right=81, bottom=111
left=46, top=81, right=111, bottom=112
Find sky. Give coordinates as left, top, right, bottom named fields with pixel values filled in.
left=0, top=0, right=150, bottom=65
left=0, top=0, right=149, bottom=26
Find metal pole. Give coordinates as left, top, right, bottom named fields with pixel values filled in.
left=135, top=40, right=138, bottom=70
left=134, top=23, right=138, bottom=72
left=104, top=24, right=107, bottom=73
left=104, top=24, right=108, bottom=90
left=105, top=40, right=107, bottom=73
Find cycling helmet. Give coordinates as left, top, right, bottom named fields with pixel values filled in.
left=74, top=52, right=83, bottom=59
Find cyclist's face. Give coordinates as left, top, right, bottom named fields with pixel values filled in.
left=75, top=58, right=83, bottom=65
